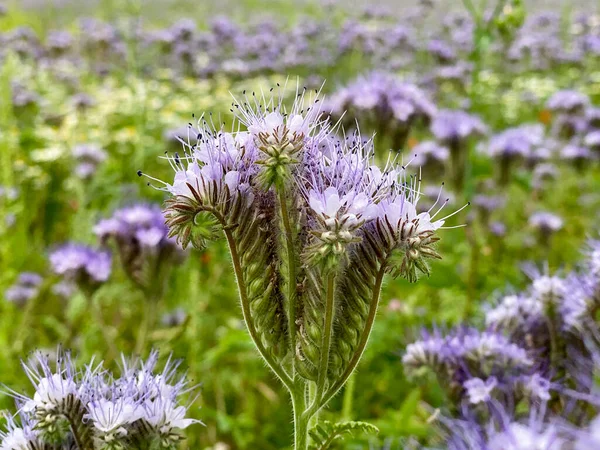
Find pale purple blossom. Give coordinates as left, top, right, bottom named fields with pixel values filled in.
left=49, top=243, right=112, bottom=283
left=464, top=377, right=497, bottom=404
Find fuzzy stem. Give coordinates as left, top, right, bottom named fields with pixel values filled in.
left=62, top=396, right=94, bottom=450
left=223, top=228, right=293, bottom=388
left=313, top=273, right=336, bottom=408
left=292, top=387, right=310, bottom=450
left=318, top=264, right=386, bottom=409
left=278, top=187, right=298, bottom=378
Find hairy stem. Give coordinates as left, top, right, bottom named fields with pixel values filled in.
left=223, top=228, right=293, bottom=388
left=313, top=273, right=336, bottom=408
left=278, top=187, right=298, bottom=377
left=62, top=396, right=94, bottom=450
left=319, top=264, right=386, bottom=408
left=292, top=387, right=310, bottom=450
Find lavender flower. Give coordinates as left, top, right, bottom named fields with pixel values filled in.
left=72, top=143, right=107, bottom=179
left=4, top=272, right=43, bottom=307
left=95, top=203, right=185, bottom=296
left=148, top=85, right=462, bottom=448
left=49, top=243, right=111, bottom=293
left=430, top=109, right=486, bottom=191
left=529, top=211, right=564, bottom=245
left=463, top=377, right=497, bottom=404
left=485, top=125, right=545, bottom=184
left=411, top=141, right=449, bottom=176
left=430, top=109, right=487, bottom=144
left=546, top=90, right=589, bottom=114
left=326, top=72, right=436, bottom=149
left=1, top=349, right=199, bottom=449
left=161, top=308, right=187, bottom=327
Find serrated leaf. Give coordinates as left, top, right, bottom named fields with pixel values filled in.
left=308, top=420, right=379, bottom=450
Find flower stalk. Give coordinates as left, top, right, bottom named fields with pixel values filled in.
left=155, top=87, right=454, bottom=448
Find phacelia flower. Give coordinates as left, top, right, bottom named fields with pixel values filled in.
left=463, top=377, right=497, bottom=404
left=95, top=203, right=185, bottom=296
left=49, top=243, right=112, bottom=290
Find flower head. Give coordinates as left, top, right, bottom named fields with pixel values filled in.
left=49, top=243, right=111, bottom=287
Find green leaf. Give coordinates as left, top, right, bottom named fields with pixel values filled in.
left=308, top=420, right=379, bottom=450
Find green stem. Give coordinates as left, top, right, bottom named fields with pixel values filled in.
left=341, top=373, right=356, bottom=421
left=135, top=296, right=157, bottom=355
left=278, top=187, right=298, bottom=377
left=88, top=292, right=119, bottom=359
left=223, top=228, right=293, bottom=388
left=314, top=273, right=336, bottom=408
left=318, top=264, right=386, bottom=409
left=292, top=388, right=310, bottom=450
left=12, top=289, right=41, bottom=355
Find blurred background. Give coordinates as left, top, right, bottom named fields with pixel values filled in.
left=1, top=0, right=600, bottom=448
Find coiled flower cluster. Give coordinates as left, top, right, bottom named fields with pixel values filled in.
left=1, top=350, right=199, bottom=450
left=147, top=86, right=459, bottom=449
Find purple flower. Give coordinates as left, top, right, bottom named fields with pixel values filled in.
left=584, top=131, right=600, bottom=150
left=161, top=308, right=187, bottom=327
left=72, top=144, right=107, bottom=179
left=546, top=90, right=589, bottom=114
left=472, top=195, right=505, bottom=214
left=487, top=421, right=566, bottom=450
left=95, top=203, right=184, bottom=294
left=427, top=39, right=457, bottom=63
left=485, top=294, right=543, bottom=330
left=49, top=243, right=111, bottom=284
left=489, top=221, right=507, bottom=237
left=4, top=286, right=38, bottom=306
left=412, top=141, right=449, bottom=166
left=327, top=72, right=436, bottom=126
left=3, top=349, right=199, bottom=448
left=561, top=143, right=595, bottom=164
left=529, top=211, right=564, bottom=233
left=463, top=377, right=497, bottom=404
left=3, top=272, right=43, bottom=306
left=17, top=272, right=43, bottom=287
left=431, top=109, right=487, bottom=144
left=523, top=373, right=552, bottom=401
left=486, top=124, right=545, bottom=159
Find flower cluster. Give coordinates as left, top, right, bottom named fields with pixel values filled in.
left=405, top=238, right=600, bottom=447
left=72, top=144, right=107, bottom=180
left=1, top=350, right=199, bottom=450
left=150, top=87, right=460, bottom=446
left=94, top=203, right=185, bottom=297
left=49, top=244, right=111, bottom=294
left=4, top=272, right=43, bottom=307
left=324, top=72, right=436, bottom=149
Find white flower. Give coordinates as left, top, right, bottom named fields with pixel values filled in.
left=464, top=377, right=497, bottom=404
left=532, top=276, right=565, bottom=303
left=86, top=398, right=142, bottom=435
left=0, top=428, right=30, bottom=450
left=488, top=423, right=564, bottom=450
left=24, top=374, right=76, bottom=412
left=136, top=227, right=164, bottom=248
left=144, top=398, right=197, bottom=433
left=308, top=187, right=378, bottom=229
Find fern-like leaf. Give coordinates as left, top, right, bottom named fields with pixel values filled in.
left=308, top=420, right=379, bottom=450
